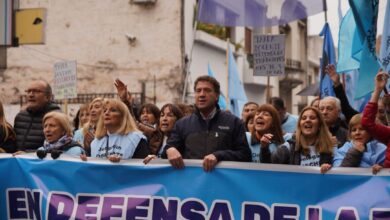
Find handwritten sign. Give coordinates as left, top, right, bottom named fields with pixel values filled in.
left=253, top=34, right=285, bottom=76
left=53, top=60, right=77, bottom=99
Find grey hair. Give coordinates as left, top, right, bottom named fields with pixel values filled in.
left=320, top=96, right=341, bottom=111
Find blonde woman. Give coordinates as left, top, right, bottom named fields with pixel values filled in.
left=0, top=100, right=16, bottom=153
left=74, top=97, right=104, bottom=155
left=334, top=114, right=385, bottom=173
left=73, top=103, right=90, bottom=132
left=37, top=112, right=84, bottom=159
left=271, top=106, right=334, bottom=173
left=90, top=99, right=149, bottom=162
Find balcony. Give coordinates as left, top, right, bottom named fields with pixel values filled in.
left=285, top=58, right=302, bottom=71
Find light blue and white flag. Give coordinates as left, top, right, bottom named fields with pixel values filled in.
left=197, top=0, right=324, bottom=28
left=338, top=0, right=343, bottom=24
left=380, top=0, right=390, bottom=73
left=228, top=46, right=247, bottom=117
left=208, top=63, right=227, bottom=110
left=337, top=10, right=360, bottom=73
left=348, top=0, right=380, bottom=99
left=344, top=69, right=371, bottom=112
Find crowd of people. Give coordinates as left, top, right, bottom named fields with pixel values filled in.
left=0, top=64, right=389, bottom=174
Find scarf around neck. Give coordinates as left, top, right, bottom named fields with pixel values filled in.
left=43, top=135, right=73, bottom=151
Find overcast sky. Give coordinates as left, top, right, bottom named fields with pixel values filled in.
left=308, top=0, right=387, bottom=44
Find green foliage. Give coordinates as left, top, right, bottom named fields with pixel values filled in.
left=196, top=22, right=229, bottom=40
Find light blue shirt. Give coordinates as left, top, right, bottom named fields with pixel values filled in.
left=246, top=132, right=290, bottom=163
left=333, top=140, right=386, bottom=167
left=73, top=128, right=84, bottom=146
left=282, top=113, right=298, bottom=133
left=91, top=132, right=146, bottom=159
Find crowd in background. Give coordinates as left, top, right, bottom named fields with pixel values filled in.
left=0, top=64, right=389, bottom=174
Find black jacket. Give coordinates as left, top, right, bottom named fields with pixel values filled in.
left=269, top=136, right=333, bottom=166
left=333, top=83, right=359, bottom=124
left=166, top=107, right=251, bottom=162
left=329, top=119, right=348, bottom=148
left=0, top=124, right=16, bottom=153
left=14, top=102, right=61, bottom=151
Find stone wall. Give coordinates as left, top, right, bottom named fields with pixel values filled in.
left=1, top=0, right=183, bottom=105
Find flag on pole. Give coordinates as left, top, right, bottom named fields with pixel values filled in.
left=380, top=0, right=390, bottom=73
left=227, top=46, right=247, bottom=117
left=337, top=10, right=360, bottom=73
left=344, top=69, right=371, bottom=112
left=208, top=63, right=227, bottom=110
left=197, top=0, right=324, bottom=28
left=319, top=23, right=336, bottom=98
left=337, top=0, right=343, bottom=24
left=348, top=0, right=380, bottom=99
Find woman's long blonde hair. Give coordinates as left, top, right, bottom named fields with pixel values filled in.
left=295, top=106, right=333, bottom=156
left=0, top=100, right=14, bottom=141
left=77, top=103, right=90, bottom=128
left=95, top=99, right=139, bottom=139
left=82, top=97, right=104, bottom=137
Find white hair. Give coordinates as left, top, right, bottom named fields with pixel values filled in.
left=320, top=96, right=341, bottom=111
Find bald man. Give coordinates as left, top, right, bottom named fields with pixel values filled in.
left=14, top=80, right=61, bottom=152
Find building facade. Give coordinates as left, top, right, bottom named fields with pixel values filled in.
left=1, top=0, right=185, bottom=106
left=1, top=0, right=322, bottom=118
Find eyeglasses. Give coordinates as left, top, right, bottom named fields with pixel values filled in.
left=25, top=89, right=46, bottom=94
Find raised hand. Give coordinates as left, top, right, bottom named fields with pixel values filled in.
left=114, top=79, right=129, bottom=101
left=325, top=64, right=341, bottom=86
left=374, top=70, right=389, bottom=93
left=260, top=133, right=273, bottom=148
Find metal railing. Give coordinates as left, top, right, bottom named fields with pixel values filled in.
left=20, top=92, right=145, bottom=107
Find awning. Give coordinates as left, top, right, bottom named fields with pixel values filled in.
left=296, top=83, right=319, bottom=96
left=279, top=78, right=303, bottom=90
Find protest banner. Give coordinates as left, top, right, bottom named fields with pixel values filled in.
left=1, top=154, right=390, bottom=220
left=253, top=34, right=285, bottom=76
left=53, top=60, right=77, bottom=100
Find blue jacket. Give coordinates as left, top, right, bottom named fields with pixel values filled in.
left=333, top=140, right=386, bottom=167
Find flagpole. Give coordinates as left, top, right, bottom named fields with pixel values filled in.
left=323, top=0, right=328, bottom=22
left=226, top=38, right=230, bottom=110
left=266, top=31, right=271, bottom=103
left=266, top=76, right=270, bottom=102
left=181, top=16, right=199, bottom=103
